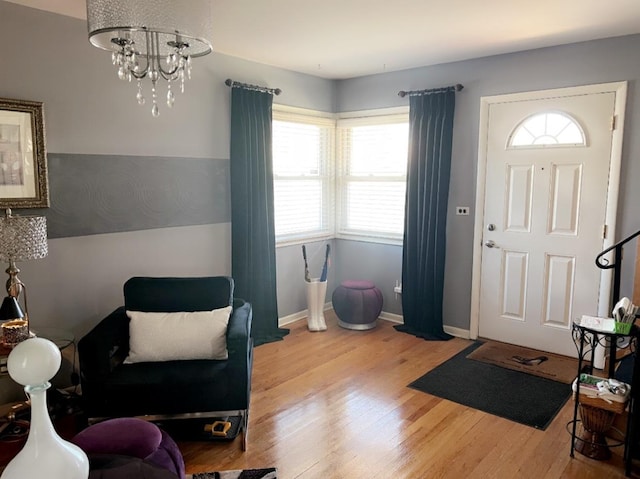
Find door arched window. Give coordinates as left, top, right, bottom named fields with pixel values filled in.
left=508, top=111, right=586, bottom=148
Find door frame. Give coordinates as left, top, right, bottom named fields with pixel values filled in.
left=469, top=81, right=628, bottom=342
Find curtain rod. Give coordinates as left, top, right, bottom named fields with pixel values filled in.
left=225, top=79, right=282, bottom=96
left=398, top=84, right=463, bottom=98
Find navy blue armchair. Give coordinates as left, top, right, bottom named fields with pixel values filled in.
left=78, top=276, right=253, bottom=450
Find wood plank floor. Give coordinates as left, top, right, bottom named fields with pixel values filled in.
left=179, top=313, right=634, bottom=478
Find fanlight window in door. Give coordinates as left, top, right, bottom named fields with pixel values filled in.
left=508, top=112, right=586, bottom=148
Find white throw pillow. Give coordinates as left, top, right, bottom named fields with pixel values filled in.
left=124, top=306, right=232, bottom=363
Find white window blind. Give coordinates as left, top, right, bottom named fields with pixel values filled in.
left=337, top=114, right=409, bottom=242
left=272, top=108, right=334, bottom=243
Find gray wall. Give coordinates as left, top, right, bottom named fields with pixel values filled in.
left=333, top=240, right=403, bottom=316
left=1, top=0, right=640, bottom=370
left=276, top=239, right=337, bottom=320
left=0, top=1, right=335, bottom=341
left=337, top=34, right=640, bottom=331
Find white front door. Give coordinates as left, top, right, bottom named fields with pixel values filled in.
left=474, top=83, right=626, bottom=357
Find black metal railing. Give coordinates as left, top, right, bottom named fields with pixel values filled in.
left=595, top=229, right=640, bottom=309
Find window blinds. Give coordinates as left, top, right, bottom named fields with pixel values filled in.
left=272, top=113, right=334, bottom=242
left=337, top=116, right=409, bottom=241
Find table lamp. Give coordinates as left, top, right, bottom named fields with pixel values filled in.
left=0, top=208, right=48, bottom=345
left=0, top=337, right=89, bottom=479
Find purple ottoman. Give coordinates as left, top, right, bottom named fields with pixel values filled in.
left=332, top=280, right=383, bottom=330
left=72, top=418, right=185, bottom=479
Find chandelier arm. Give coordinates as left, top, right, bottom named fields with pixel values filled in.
left=158, top=66, right=181, bottom=81
left=154, top=32, right=182, bottom=80
left=146, top=31, right=181, bottom=81
left=149, top=30, right=159, bottom=78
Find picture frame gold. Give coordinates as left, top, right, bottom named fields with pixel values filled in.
left=0, top=98, right=49, bottom=208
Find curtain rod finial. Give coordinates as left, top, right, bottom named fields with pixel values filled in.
left=225, top=79, right=233, bottom=87
left=455, top=84, right=464, bottom=91
left=398, top=91, right=407, bottom=98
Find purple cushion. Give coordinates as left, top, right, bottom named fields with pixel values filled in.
left=332, top=281, right=383, bottom=325
left=73, top=418, right=185, bottom=479
left=341, top=280, right=375, bottom=290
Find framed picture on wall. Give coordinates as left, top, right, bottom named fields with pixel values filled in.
left=0, top=98, right=49, bottom=209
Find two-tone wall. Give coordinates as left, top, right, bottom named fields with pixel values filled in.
left=0, top=1, right=335, bottom=351
left=2, top=1, right=640, bottom=371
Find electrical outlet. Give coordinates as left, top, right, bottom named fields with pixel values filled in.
left=456, top=206, right=470, bottom=216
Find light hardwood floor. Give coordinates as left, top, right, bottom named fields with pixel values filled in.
left=179, top=312, right=632, bottom=478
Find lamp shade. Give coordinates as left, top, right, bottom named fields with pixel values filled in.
left=87, top=0, right=213, bottom=57
left=0, top=214, right=48, bottom=262
left=0, top=296, right=24, bottom=321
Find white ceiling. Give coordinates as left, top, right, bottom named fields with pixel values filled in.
left=7, top=0, right=640, bottom=79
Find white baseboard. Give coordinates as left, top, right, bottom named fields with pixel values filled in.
left=278, top=311, right=306, bottom=327
left=378, top=314, right=470, bottom=339
left=444, top=325, right=470, bottom=339
left=279, top=308, right=470, bottom=340
left=279, top=303, right=332, bottom=327
left=378, top=311, right=403, bottom=324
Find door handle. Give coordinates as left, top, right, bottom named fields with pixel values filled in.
left=484, top=240, right=499, bottom=248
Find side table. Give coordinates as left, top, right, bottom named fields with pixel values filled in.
left=569, top=320, right=633, bottom=459
left=1, top=328, right=75, bottom=373
left=32, top=328, right=75, bottom=352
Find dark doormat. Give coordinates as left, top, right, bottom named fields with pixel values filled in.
left=153, top=416, right=242, bottom=442
left=409, top=342, right=572, bottom=430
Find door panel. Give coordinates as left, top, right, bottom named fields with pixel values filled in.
left=478, top=90, right=617, bottom=356
left=542, top=254, right=575, bottom=329
left=548, top=163, right=581, bottom=235
left=505, top=165, right=533, bottom=233
left=500, top=250, right=528, bottom=320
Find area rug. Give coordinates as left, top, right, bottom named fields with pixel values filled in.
left=409, top=342, right=572, bottom=430
left=466, top=340, right=579, bottom=384
left=188, top=468, right=277, bottom=479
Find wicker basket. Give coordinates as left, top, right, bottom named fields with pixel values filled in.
left=574, top=392, right=627, bottom=414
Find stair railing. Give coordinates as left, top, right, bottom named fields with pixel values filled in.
left=595, top=229, right=640, bottom=309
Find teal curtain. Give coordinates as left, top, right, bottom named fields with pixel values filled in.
left=230, top=86, right=289, bottom=346
left=395, top=89, right=456, bottom=340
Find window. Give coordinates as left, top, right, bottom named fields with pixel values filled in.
left=337, top=113, right=409, bottom=243
left=272, top=107, right=334, bottom=243
left=508, top=111, right=586, bottom=148
left=272, top=107, right=409, bottom=245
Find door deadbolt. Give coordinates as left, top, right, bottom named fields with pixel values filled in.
left=487, top=224, right=496, bottom=231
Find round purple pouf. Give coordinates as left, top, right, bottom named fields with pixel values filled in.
left=332, top=280, right=383, bottom=330
left=72, top=418, right=185, bottom=479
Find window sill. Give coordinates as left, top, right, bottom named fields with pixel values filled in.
left=276, top=233, right=333, bottom=248
left=335, top=233, right=403, bottom=247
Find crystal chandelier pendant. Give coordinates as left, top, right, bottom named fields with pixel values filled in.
left=166, top=83, right=175, bottom=108
left=151, top=82, right=159, bottom=117
left=86, top=0, right=213, bottom=117
left=136, top=80, right=145, bottom=105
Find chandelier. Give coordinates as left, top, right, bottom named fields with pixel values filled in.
left=86, top=0, right=213, bottom=117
